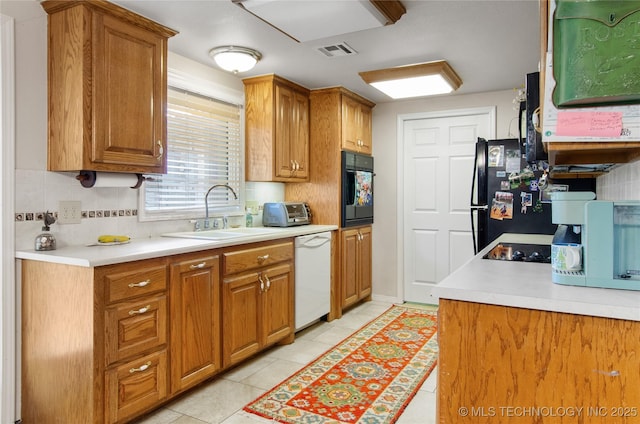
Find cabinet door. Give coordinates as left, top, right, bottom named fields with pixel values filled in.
left=291, top=90, right=310, bottom=179
left=341, top=229, right=360, bottom=307
left=105, top=350, right=168, bottom=424
left=275, top=84, right=309, bottom=180
left=260, top=263, right=294, bottom=346
left=341, top=227, right=372, bottom=309
left=358, top=105, right=373, bottom=155
left=275, top=84, right=295, bottom=178
left=341, top=96, right=361, bottom=152
left=93, top=13, right=166, bottom=172
left=358, top=226, right=373, bottom=299
left=170, top=254, right=220, bottom=393
left=105, top=295, right=168, bottom=366
left=341, top=96, right=373, bottom=154
left=222, top=273, right=261, bottom=367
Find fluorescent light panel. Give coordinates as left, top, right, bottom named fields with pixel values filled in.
left=233, top=0, right=405, bottom=43
left=359, top=60, right=462, bottom=99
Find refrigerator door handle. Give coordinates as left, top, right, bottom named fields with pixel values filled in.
left=470, top=208, right=478, bottom=255
left=470, top=140, right=479, bottom=207
left=470, top=138, right=488, bottom=255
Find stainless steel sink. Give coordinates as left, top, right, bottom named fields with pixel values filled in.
left=162, top=227, right=281, bottom=240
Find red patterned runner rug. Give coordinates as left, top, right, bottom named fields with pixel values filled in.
left=244, top=304, right=438, bottom=423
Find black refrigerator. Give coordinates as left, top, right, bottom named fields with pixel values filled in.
left=470, top=138, right=595, bottom=254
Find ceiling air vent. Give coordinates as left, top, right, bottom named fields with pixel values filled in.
left=317, top=42, right=358, bottom=58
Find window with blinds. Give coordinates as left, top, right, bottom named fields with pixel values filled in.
left=139, top=86, right=243, bottom=221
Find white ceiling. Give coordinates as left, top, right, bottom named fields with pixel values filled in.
left=114, top=0, right=541, bottom=104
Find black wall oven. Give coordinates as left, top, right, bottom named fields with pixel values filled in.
left=341, top=151, right=374, bottom=227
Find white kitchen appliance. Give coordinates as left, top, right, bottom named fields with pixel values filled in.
left=294, top=231, right=332, bottom=331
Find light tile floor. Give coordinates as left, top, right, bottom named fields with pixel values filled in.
left=134, top=301, right=437, bottom=424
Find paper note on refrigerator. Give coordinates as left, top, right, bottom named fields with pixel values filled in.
left=556, top=111, right=623, bottom=137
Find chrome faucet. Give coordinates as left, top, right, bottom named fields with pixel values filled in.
left=204, top=184, right=238, bottom=229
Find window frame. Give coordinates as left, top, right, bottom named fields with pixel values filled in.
left=138, top=67, right=245, bottom=222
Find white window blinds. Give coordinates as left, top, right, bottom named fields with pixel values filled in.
left=140, top=86, right=243, bottom=221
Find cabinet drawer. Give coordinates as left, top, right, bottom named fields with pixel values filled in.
left=105, top=349, right=168, bottom=424
left=223, top=241, right=293, bottom=275
left=102, top=262, right=167, bottom=304
left=105, top=295, right=167, bottom=365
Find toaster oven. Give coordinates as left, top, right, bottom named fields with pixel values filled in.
left=262, top=202, right=311, bottom=227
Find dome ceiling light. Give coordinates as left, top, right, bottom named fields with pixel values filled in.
left=208, top=46, right=262, bottom=74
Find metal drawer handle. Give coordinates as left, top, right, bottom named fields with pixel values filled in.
left=156, top=140, right=164, bottom=160
left=190, top=262, right=206, bottom=269
left=129, top=305, right=151, bottom=316
left=129, top=361, right=152, bottom=374
left=257, top=254, right=269, bottom=264
left=128, top=280, right=150, bottom=288
left=258, top=274, right=265, bottom=292
left=265, top=274, right=271, bottom=291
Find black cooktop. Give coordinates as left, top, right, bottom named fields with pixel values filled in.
left=483, top=243, right=551, bottom=263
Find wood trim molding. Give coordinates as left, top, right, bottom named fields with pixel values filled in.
left=359, top=60, right=463, bottom=92
left=0, top=13, right=17, bottom=424
left=370, top=0, right=406, bottom=25
left=41, top=0, right=178, bottom=37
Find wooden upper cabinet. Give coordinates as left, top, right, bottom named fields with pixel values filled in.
left=539, top=0, right=640, bottom=168
left=42, top=0, right=177, bottom=174
left=244, top=74, right=310, bottom=182
left=341, top=95, right=373, bottom=154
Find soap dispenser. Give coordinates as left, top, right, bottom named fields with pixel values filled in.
left=35, top=211, right=57, bottom=251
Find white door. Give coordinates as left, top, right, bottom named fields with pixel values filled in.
left=400, top=108, right=495, bottom=304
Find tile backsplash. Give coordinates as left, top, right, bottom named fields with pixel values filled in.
left=16, top=161, right=638, bottom=251
left=596, top=161, right=640, bottom=200
left=14, top=168, right=284, bottom=250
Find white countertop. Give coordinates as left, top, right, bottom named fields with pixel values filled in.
left=431, top=233, right=640, bottom=322
left=15, top=225, right=337, bottom=267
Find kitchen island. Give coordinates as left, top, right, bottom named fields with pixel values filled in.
left=431, top=234, right=640, bottom=424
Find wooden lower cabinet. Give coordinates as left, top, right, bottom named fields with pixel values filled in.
left=438, top=299, right=640, bottom=423
left=341, top=226, right=372, bottom=309
left=169, top=253, right=221, bottom=394
left=222, top=241, right=295, bottom=367
left=105, top=350, right=169, bottom=423
left=21, top=239, right=296, bottom=423
left=21, top=257, right=169, bottom=424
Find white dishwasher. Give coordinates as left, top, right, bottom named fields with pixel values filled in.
left=294, top=231, right=332, bottom=331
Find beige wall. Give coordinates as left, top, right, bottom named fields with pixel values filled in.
left=370, top=90, right=521, bottom=301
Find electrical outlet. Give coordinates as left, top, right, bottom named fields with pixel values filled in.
left=246, top=200, right=259, bottom=214
left=58, top=200, right=82, bottom=224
